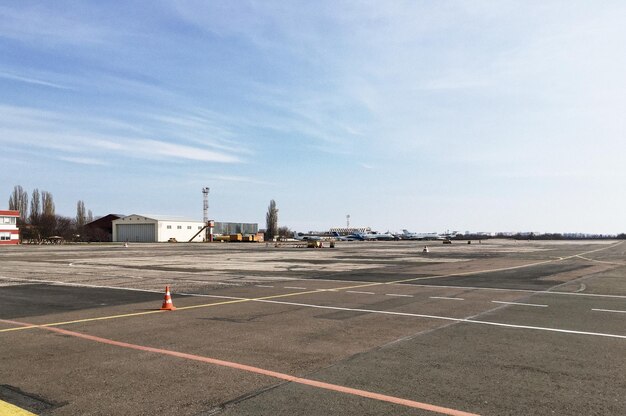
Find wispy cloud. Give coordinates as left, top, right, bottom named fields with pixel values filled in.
left=0, top=71, right=73, bottom=90
left=0, top=4, right=108, bottom=45
left=0, top=105, right=242, bottom=164
left=58, top=156, right=108, bottom=166
left=212, top=175, right=275, bottom=186
left=131, top=139, right=240, bottom=163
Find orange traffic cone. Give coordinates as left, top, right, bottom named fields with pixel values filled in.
left=160, top=286, right=176, bottom=311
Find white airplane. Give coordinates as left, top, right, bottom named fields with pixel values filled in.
left=355, top=231, right=397, bottom=241
left=401, top=229, right=444, bottom=240
left=292, top=231, right=322, bottom=241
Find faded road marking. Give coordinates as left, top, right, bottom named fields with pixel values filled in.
left=492, top=301, right=548, bottom=308
left=592, top=308, right=626, bottom=314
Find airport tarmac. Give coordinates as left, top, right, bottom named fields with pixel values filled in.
left=1, top=239, right=625, bottom=415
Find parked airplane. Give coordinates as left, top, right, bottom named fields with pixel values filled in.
left=292, top=231, right=322, bottom=241
left=330, top=232, right=350, bottom=241
left=401, top=229, right=444, bottom=240
left=352, top=231, right=398, bottom=241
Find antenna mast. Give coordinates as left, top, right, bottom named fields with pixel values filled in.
left=202, top=187, right=209, bottom=223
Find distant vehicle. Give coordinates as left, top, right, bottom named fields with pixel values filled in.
left=401, top=229, right=444, bottom=240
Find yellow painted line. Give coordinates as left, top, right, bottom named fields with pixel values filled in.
left=386, top=241, right=624, bottom=286
left=0, top=242, right=621, bottom=334
left=387, top=260, right=555, bottom=285
left=0, top=400, right=37, bottom=416
left=0, top=291, right=327, bottom=333
left=0, top=309, right=165, bottom=333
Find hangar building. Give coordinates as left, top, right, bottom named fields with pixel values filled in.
left=84, top=214, right=124, bottom=242
left=112, top=214, right=205, bottom=243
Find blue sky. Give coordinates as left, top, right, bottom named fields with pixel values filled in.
left=1, top=1, right=625, bottom=234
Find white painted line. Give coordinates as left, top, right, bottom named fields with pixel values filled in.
left=346, top=290, right=375, bottom=295
left=308, top=279, right=626, bottom=300
left=248, top=299, right=626, bottom=340
left=0, top=276, right=165, bottom=294
left=387, top=241, right=624, bottom=285
left=284, top=286, right=307, bottom=290
left=256, top=285, right=274, bottom=288
left=386, top=294, right=414, bottom=298
left=177, top=292, right=242, bottom=300
left=492, top=301, right=548, bottom=308
left=13, top=278, right=622, bottom=340
left=123, top=290, right=626, bottom=341
left=181, top=280, right=242, bottom=286
left=575, top=255, right=626, bottom=266
left=430, top=296, right=464, bottom=301
left=592, top=308, right=626, bottom=314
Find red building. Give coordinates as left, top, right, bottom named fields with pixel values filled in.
left=0, top=210, right=20, bottom=245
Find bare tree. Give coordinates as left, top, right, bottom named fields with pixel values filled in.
left=265, top=199, right=278, bottom=240
left=87, top=209, right=93, bottom=223
left=76, top=200, right=86, bottom=229
left=29, top=189, right=41, bottom=225
left=277, top=226, right=292, bottom=239
left=55, top=215, right=74, bottom=241
left=38, top=191, right=56, bottom=239
left=8, top=185, right=28, bottom=223
left=41, top=191, right=55, bottom=217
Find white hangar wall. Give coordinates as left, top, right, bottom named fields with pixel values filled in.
left=112, top=215, right=205, bottom=242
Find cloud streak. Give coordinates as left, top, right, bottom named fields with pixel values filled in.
left=0, top=71, right=73, bottom=90
left=0, top=105, right=242, bottom=164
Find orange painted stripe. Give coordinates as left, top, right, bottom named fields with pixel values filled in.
left=1, top=318, right=479, bottom=416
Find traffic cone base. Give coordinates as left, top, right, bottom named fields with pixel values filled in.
left=160, top=286, right=176, bottom=311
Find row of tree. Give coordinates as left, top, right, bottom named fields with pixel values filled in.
left=459, top=233, right=626, bottom=241
left=8, top=185, right=94, bottom=242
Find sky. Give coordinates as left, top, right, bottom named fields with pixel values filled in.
left=1, top=1, right=625, bottom=234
